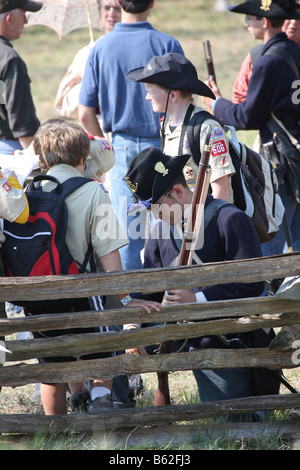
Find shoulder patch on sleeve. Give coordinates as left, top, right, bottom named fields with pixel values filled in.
left=211, top=139, right=228, bottom=157
left=93, top=179, right=108, bottom=193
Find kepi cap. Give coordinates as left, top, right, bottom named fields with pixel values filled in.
left=0, top=0, right=42, bottom=14
left=228, top=0, right=300, bottom=19
left=127, top=52, right=215, bottom=99
left=125, top=146, right=190, bottom=203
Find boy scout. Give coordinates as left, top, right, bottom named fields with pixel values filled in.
left=127, top=52, right=236, bottom=202
left=31, top=120, right=160, bottom=415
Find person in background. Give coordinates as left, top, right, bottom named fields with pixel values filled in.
left=78, top=0, right=184, bottom=271
left=232, top=0, right=300, bottom=104
left=283, top=0, right=300, bottom=45
left=55, top=0, right=121, bottom=120
left=214, top=0, right=229, bottom=13
left=203, top=0, right=300, bottom=258
left=0, top=0, right=41, bottom=155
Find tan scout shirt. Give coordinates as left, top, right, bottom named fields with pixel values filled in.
left=163, top=104, right=235, bottom=202
left=0, top=171, right=28, bottom=246
left=45, top=164, right=128, bottom=273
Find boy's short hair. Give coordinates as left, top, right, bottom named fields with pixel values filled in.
left=33, top=121, right=90, bottom=170
left=119, top=0, right=152, bottom=14
left=155, top=84, right=192, bottom=100
left=168, top=174, right=188, bottom=192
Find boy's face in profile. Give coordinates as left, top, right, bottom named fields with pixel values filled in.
left=145, top=83, right=169, bottom=113
left=244, top=15, right=264, bottom=40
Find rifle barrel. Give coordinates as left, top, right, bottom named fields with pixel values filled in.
left=203, top=40, right=216, bottom=80
left=178, top=126, right=213, bottom=266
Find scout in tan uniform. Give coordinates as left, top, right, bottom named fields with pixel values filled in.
left=32, top=120, right=160, bottom=416
left=127, top=52, right=235, bottom=202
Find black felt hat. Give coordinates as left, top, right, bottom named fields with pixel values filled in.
left=0, top=0, right=42, bottom=14
left=125, top=146, right=190, bottom=203
left=126, top=53, right=216, bottom=99
left=228, top=0, right=300, bottom=19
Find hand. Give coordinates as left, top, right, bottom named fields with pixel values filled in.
left=125, top=298, right=161, bottom=313
left=202, top=77, right=222, bottom=108
left=126, top=347, right=148, bottom=356
left=164, top=289, right=196, bottom=305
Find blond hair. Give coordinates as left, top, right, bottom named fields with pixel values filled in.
left=33, top=121, right=90, bottom=170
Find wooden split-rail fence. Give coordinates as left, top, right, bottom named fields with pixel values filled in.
left=0, top=252, right=299, bottom=444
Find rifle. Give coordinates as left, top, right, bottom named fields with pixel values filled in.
left=153, top=126, right=214, bottom=406
left=203, top=40, right=216, bottom=114
left=203, top=40, right=216, bottom=82
left=203, top=40, right=216, bottom=81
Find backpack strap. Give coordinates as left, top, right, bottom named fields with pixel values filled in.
left=29, top=174, right=62, bottom=193
left=29, top=174, right=93, bottom=198
left=162, top=103, right=194, bottom=153
left=60, top=176, right=93, bottom=199
left=203, top=197, right=229, bottom=230
left=60, top=177, right=96, bottom=273
left=32, top=175, right=96, bottom=273
left=177, top=103, right=194, bottom=154
left=249, top=43, right=264, bottom=65
left=186, top=109, right=221, bottom=165
left=264, top=45, right=300, bottom=80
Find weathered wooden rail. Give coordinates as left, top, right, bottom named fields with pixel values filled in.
left=0, top=252, right=299, bottom=444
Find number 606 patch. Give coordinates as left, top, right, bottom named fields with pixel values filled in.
left=211, top=139, right=227, bottom=156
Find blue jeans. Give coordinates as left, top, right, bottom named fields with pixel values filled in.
left=111, top=132, right=160, bottom=271
left=0, top=138, right=22, bottom=155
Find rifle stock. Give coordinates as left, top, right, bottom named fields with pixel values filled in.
left=153, top=126, right=214, bottom=406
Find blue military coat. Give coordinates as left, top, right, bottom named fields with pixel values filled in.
left=214, top=33, right=300, bottom=143
left=140, top=195, right=264, bottom=304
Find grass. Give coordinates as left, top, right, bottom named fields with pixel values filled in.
left=0, top=368, right=299, bottom=450
left=1, top=0, right=299, bottom=450
left=15, top=0, right=256, bottom=145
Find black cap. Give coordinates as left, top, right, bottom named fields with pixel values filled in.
left=125, top=146, right=190, bottom=203
left=229, top=0, right=300, bottom=19
left=127, top=52, right=216, bottom=99
left=0, top=0, right=42, bottom=14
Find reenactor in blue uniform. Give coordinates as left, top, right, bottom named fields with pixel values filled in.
left=203, top=0, right=300, bottom=256
left=125, top=146, right=267, bottom=422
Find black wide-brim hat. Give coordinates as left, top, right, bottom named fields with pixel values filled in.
left=125, top=146, right=190, bottom=203
left=0, top=0, right=43, bottom=14
left=126, top=52, right=215, bottom=99
left=228, top=0, right=300, bottom=19
left=0, top=0, right=42, bottom=14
